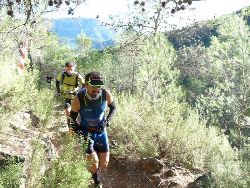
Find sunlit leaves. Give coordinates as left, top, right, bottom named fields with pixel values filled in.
left=108, top=0, right=200, bottom=36
left=0, top=0, right=85, bottom=19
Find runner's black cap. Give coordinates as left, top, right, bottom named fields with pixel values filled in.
left=85, top=72, right=104, bottom=86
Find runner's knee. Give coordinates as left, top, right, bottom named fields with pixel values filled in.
left=99, top=160, right=109, bottom=169
left=89, top=164, right=99, bottom=173
left=87, top=153, right=99, bottom=165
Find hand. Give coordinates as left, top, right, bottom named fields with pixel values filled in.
left=101, top=120, right=110, bottom=128
left=69, top=122, right=80, bottom=135
left=104, top=119, right=110, bottom=127
left=71, top=122, right=81, bottom=133
left=97, top=120, right=110, bottom=133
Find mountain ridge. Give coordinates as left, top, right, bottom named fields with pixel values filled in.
left=52, top=18, right=115, bottom=49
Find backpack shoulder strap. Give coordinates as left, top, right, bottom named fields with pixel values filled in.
left=102, top=89, right=107, bottom=100
left=75, top=72, right=79, bottom=87
left=61, top=72, right=66, bottom=84
left=77, top=88, right=86, bottom=106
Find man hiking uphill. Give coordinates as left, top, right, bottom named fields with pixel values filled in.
left=56, top=62, right=84, bottom=129
left=69, top=71, right=116, bottom=188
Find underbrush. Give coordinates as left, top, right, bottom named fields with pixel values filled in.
left=42, top=136, right=91, bottom=188
left=0, top=57, right=54, bottom=129
left=0, top=57, right=91, bottom=187
left=0, top=157, right=23, bottom=188
left=111, top=94, right=249, bottom=187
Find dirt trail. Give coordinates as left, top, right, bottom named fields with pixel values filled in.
left=51, top=106, right=154, bottom=188
left=100, top=155, right=155, bottom=188
left=52, top=104, right=154, bottom=188
left=52, top=103, right=202, bottom=188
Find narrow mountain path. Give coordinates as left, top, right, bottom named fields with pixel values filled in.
left=50, top=102, right=156, bottom=188
left=100, top=155, right=156, bottom=188
left=50, top=102, right=204, bottom=188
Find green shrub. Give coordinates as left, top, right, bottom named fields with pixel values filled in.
left=42, top=136, right=91, bottom=188
left=111, top=94, right=249, bottom=187
left=0, top=157, right=23, bottom=188
left=0, top=56, right=55, bottom=128
left=32, top=88, right=54, bottom=125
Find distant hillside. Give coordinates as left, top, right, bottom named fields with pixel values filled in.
left=52, top=18, right=115, bottom=49
left=167, top=23, right=219, bottom=50
left=167, top=9, right=250, bottom=50
left=52, top=9, right=249, bottom=50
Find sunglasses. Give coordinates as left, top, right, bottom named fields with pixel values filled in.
left=87, top=81, right=103, bottom=88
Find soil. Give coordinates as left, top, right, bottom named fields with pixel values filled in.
left=99, top=155, right=156, bottom=188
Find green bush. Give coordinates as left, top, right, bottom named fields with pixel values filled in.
left=0, top=157, right=23, bottom=188
left=0, top=56, right=55, bottom=127
left=32, top=88, right=54, bottom=125
left=111, top=94, right=248, bottom=187
left=42, top=136, right=91, bottom=188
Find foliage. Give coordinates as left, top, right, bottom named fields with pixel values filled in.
left=0, top=16, right=49, bottom=53
left=108, top=0, right=197, bottom=35
left=42, top=39, right=76, bottom=74
left=76, top=48, right=113, bottom=78
left=111, top=93, right=249, bottom=187
left=0, top=15, right=75, bottom=81
left=1, top=4, right=250, bottom=187
left=175, top=14, right=250, bottom=148
left=137, top=34, right=182, bottom=98
left=89, top=34, right=180, bottom=96
left=74, top=30, right=110, bottom=75
left=176, top=45, right=212, bottom=104
left=26, top=19, right=76, bottom=76
left=105, top=32, right=249, bottom=187
left=0, top=0, right=85, bottom=19
left=197, top=15, right=250, bottom=144
left=104, top=0, right=200, bottom=60
left=0, top=48, right=89, bottom=187
left=111, top=94, right=187, bottom=158
left=167, top=22, right=219, bottom=50
left=0, top=55, right=54, bottom=129
left=0, top=15, right=20, bottom=54
left=42, top=136, right=91, bottom=188
left=32, top=88, right=55, bottom=125
left=25, top=140, right=48, bottom=187
left=76, top=32, right=93, bottom=55
left=0, top=157, right=23, bottom=188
